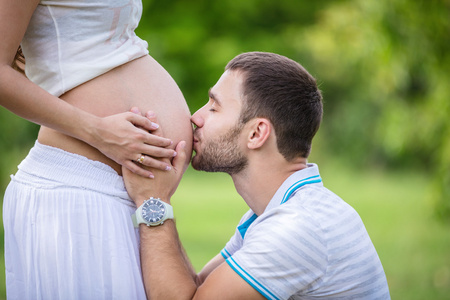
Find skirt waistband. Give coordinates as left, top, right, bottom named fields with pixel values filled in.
left=14, top=141, right=131, bottom=201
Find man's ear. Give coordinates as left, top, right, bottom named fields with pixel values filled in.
left=246, top=118, right=272, bottom=150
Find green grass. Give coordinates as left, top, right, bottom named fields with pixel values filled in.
left=1, top=160, right=449, bottom=299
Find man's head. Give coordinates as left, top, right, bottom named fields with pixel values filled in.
left=191, top=52, right=322, bottom=174
left=226, top=52, right=323, bottom=160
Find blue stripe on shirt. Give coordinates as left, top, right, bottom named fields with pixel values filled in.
left=238, top=213, right=258, bottom=239
left=236, top=176, right=322, bottom=239
left=226, top=257, right=279, bottom=300
left=221, top=248, right=232, bottom=259
left=281, top=175, right=322, bottom=204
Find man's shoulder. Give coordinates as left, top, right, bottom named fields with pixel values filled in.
left=255, top=184, right=364, bottom=241
left=291, top=184, right=358, bottom=219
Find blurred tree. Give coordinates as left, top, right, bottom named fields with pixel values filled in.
left=137, top=0, right=342, bottom=111
left=293, top=0, right=450, bottom=219
left=137, top=0, right=449, bottom=219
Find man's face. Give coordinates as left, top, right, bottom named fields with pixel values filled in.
left=190, top=70, right=248, bottom=175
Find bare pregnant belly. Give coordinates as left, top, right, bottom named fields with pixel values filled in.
left=37, top=55, right=193, bottom=175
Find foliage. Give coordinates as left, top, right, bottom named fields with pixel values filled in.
left=0, top=110, right=38, bottom=193
left=136, top=0, right=450, bottom=219
left=296, top=0, right=450, bottom=218
left=2, top=0, right=447, bottom=213
left=138, top=0, right=341, bottom=112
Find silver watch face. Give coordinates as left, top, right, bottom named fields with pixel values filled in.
left=142, top=199, right=166, bottom=224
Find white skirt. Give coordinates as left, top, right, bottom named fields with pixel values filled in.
left=3, top=142, right=146, bottom=300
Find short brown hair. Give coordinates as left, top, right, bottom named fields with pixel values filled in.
left=226, top=52, right=323, bottom=159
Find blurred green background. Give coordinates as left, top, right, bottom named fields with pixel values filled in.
left=1, top=0, right=449, bottom=298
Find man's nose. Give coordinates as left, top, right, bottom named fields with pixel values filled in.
left=190, top=110, right=204, bottom=128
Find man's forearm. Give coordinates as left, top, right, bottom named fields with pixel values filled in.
left=140, top=220, right=198, bottom=300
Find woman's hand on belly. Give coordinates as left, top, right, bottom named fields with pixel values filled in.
left=86, top=110, right=176, bottom=178
left=122, top=111, right=189, bottom=205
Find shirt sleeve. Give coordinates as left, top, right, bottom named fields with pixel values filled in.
left=224, top=207, right=328, bottom=300
left=221, top=210, right=254, bottom=259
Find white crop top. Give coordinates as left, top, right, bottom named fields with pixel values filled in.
left=21, top=0, right=149, bottom=97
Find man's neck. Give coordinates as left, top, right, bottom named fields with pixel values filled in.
left=231, top=157, right=308, bottom=216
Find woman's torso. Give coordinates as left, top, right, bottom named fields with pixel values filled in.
left=38, top=54, right=193, bottom=175
left=23, top=0, right=192, bottom=174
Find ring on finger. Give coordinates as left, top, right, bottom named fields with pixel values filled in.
left=137, top=154, right=145, bottom=164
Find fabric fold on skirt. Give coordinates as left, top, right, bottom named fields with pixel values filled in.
left=3, top=141, right=146, bottom=300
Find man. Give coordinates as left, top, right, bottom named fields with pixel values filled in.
left=123, top=52, right=390, bottom=299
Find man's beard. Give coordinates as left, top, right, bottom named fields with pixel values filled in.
left=192, top=124, right=248, bottom=175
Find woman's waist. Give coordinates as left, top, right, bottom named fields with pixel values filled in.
left=37, top=129, right=120, bottom=174
left=13, top=141, right=130, bottom=200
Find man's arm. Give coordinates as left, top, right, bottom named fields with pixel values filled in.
left=138, top=218, right=265, bottom=300
left=138, top=220, right=197, bottom=299
left=124, top=163, right=265, bottom=299
left=125, top=171, right=267, bottom=300
left=122, top=138, right=198, bottom=298
left=197, top=253, right=225, bottom=284
left=122, top=114, right=265, bottom=299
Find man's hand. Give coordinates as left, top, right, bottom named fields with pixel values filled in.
left=122, top=110, right=189, bottom=206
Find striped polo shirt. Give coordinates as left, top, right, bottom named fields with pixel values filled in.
left=221, top=164, right=390, bottom=299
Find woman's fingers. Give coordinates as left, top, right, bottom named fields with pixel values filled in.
left=128, top=111, right=164, bottom=135
left=129, top=109, right=173, bottom=149
left=141, top=132, right=174, bottom=149
left=124, top=160, right=155, bottom=178
left=144, top=110, right=163, bottom=137
left=128, top=109, right=174, bottom=171
left=123, top=108, right=181, bottom=175
left=135, top=153, right=172, bottom=171
left=138, top=142, right=176, bottom=158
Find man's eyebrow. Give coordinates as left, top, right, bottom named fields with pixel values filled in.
left=208, top=88, right=222, bottom=106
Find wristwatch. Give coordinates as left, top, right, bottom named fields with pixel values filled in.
left=132, top=197, right=174, bottom=227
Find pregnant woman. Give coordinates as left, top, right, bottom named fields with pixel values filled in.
left=0, top=0, right=192, bottom=299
